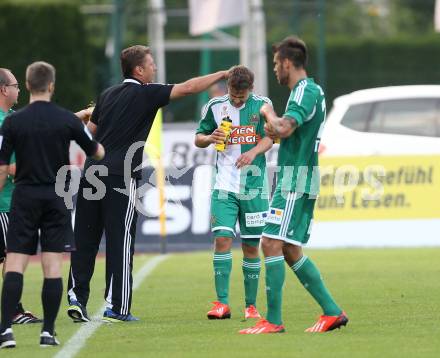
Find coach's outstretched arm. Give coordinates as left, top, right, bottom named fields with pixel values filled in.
left=170, top=71, right=228, bottom=99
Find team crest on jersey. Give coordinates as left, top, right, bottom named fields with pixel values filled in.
left=250, top=114, right=259, bottom=123
left=228, top=126, right=259, bottom=145
left=221, top=106, right=228, bottom=117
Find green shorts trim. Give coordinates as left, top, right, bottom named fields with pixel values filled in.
left=211, top=189, right=268, bottom=240
left=263, top=190, right=316, bottom=246
left=212, top=227, right=235, bottom=239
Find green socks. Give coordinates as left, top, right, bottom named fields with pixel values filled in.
left=213, top=252, right=232, bottom=304
left=242, top=257, right=261, bottom=307
left=292, top=256, right=342, bottom=316
left=265, top=256, right=285, bottom=325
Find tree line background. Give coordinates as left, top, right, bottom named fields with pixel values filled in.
left=0, top=0, right=439, bottom=120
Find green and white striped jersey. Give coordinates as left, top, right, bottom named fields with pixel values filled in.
left=278, top=78, right=326, bottom=195
left=196, top=93, right=271, bottom=194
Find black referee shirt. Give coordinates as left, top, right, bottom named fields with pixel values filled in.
left=84, top=78, right=174, bottom=178
left=0, top=101, right=98, bottom=185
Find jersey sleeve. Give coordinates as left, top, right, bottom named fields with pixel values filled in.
left=144, top=83, right=174, bottom=109
left=71, top=117, right=99, bottom=157
left=284, top=83, right=317, bottom=127
left=0, top=116, right=14, bottom=165
left=196, top=103, right=217, bottom=135
left=257, top=96, right=273, bottom=138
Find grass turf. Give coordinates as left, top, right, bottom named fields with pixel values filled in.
left=2, top=248, right=440, bottom=357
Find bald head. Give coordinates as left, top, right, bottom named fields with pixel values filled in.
left=0, top=68, right=19, bottom=111
left=0, top=68, right=13, bottom=87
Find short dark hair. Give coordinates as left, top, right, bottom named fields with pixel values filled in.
left=26, top=61, right=55, bottom=93
left=227, top=65, right=254, bottom=91
left=272, top=36, right=308, bottom=68
left=0, top=68, right=12, bottom=87
left=120, top=45, right=151, bottom=78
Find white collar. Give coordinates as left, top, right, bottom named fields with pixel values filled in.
left=123, top=78, right=142, bottom=85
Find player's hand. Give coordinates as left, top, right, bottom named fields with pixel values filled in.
left=235, top=150, right=256, bottom=169
left=210, top=128, right=226, bottom=144
left=264, top=121, right=279, bottom=140
left=77, top=106, right=94, bottom=123
left=260, top=103, right=274, bottom=118
left=83, top=107, right=95, bottom=122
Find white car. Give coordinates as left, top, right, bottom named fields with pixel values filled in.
left=320, top=85, right=440, bottom=156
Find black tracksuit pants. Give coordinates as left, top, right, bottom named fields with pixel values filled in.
left=67, top=175, right=138, bottom=315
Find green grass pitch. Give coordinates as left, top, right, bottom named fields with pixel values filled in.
left=3, top=248, right=440, bottom=357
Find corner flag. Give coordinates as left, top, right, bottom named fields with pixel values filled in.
left=145, top=109, right=167, bottom=252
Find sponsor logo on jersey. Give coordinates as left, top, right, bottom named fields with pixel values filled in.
left=245, top=211, right=267, bottom=227
left=266, top=208, right=284, bottom=225
left=228, top=125, right=260, bottom=145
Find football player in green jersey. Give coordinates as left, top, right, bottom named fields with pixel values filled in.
left=196, top=66, right=273, bottom=320
left=0, top=68, right=42, bottom=325
left=240, top=37, right=348, bottom=334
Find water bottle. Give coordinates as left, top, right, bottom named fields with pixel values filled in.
left=215, top=116, right=233, bottom=152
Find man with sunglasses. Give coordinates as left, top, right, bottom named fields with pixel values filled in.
left=0, top=68, right=42, bottom=325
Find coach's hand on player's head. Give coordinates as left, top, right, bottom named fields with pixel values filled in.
left=210, top=128, right=227, bottom=144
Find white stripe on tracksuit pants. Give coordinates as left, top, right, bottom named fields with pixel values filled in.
left=0, top=212, right=9, bottom=260
left=67, top=175, right=138, bottom=316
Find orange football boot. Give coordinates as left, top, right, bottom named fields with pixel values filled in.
left=239, top=318, right=285, bottom=334
left=244, top=305, right=261, bottom=319
left=207, top=301, right=231, bottom=319
left=305, top=311, right=349, bottom=332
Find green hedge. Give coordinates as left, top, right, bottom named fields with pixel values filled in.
left=0, top=2, right=94, bottom=111
left=2, top=1, right=439, bottom=119
left=165, top=35, right=440, bottom=119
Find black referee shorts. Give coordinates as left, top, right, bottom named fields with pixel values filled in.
left=0, top=212, right=8, bottom=263
left=7, top=185, right=70, bottom=255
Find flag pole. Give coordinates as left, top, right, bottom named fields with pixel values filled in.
left=157, top=155, right=167, bottom=254
left=145, top=109, right=167, bottom=254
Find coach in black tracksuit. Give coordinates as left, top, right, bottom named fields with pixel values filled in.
left=67, top=45, right=227, bottom=322
left=0, top=61, right=104, bottom=349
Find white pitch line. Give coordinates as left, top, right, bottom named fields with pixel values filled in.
left=54, top=254, right=170, bottom=358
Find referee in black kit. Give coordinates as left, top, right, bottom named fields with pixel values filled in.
left=67, top=45, right=227, bottom=323
left=0, top=61, right=104, bottom=349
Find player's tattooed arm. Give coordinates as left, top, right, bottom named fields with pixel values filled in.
left=260, top=103, right=297, bottom=139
